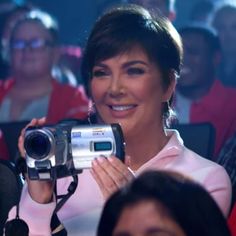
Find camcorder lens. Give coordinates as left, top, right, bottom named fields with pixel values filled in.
left=25, top=132, right=51, bottom=160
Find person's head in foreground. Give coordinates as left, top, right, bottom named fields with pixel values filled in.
left=97, top=170, right=231, bottom=236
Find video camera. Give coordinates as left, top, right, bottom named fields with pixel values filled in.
left=24, top=122, right=125, bottom=180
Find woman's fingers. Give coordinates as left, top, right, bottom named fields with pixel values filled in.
left=91, top=155, right=134, bottom=199
left=107, top=156, right=133, bottom=182
left=38, top=117, right=46, bottom=125
left=90, top=162, right=111, bottom=199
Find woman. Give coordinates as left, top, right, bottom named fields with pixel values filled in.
left=0, top=9, right=89, bottom=123
left=8, top=5, right=231, bottom=236
left=97, top=170, right=231, bottom=236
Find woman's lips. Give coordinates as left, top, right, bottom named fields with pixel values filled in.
left=108, top=104, right=137, bottom=118
left=109, top=105, right=136, bottom=111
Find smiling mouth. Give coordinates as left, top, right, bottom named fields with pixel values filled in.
left=109, top=105, right=136, bottom=111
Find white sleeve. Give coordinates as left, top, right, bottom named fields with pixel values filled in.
left=7, top=183, right=56, bottom=236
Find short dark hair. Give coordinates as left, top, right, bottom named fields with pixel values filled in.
left=178, top=23, right=221, bottom=55
left=81, top=4, right=183, bottom=125
left=97, top=170, right=231, bottom=236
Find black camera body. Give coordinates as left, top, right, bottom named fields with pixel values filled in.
left=24, top=123, right=125, bottom=180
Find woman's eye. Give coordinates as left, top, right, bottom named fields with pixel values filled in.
left=92, top=70, right=108, bottom=77
left=127, top=67, right=145, bottom=75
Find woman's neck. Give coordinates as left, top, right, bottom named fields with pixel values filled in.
left=125, top=126, right=169, bottom=171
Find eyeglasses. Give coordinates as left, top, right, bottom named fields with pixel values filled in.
left=10, top=38, right=54, bottom=51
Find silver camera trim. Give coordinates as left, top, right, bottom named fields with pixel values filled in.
left=71, top=125, right=116, bottom=169
left=25, top=128, right=56, bottom=168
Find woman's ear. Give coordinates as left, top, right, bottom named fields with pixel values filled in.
left=163, top=70, right=177, bottom=102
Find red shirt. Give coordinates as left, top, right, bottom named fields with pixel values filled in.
left=0, top=130, right=9, bottom=160
left=189, top=80, right=236, bottom=157
left=228, top=203, right=236, bottom=236
left=0, top=78, right=89, bottom=123
left=0, top=78, right=90, bottom=160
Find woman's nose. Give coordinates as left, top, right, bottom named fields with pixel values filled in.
left=108, top=75, right=125, bottom=97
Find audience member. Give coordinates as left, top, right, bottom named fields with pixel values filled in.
left=211, top=0, right=236, bottom=87
left=7, top=5, right=231, bottom=235
left=97, top=170, right=231, bottom=236
left=175, top=24, right=236, bottom=157
left=189, top=0, right=215, bottom=25
left=0, top=3, right=33, bottom=80
left=0, top=3, right=83, bottom=86
left=0, top=9, right=89, bottom=123
left=127, top=0, right=176, bottom=21
left=0, top=4, right=35, bottom=163
left=217, top=132, right=236, bottom=204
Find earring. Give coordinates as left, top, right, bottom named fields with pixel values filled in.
left=88, top=101, right=95, bottom=124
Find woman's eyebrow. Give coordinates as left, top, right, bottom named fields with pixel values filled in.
left=93, top=60, right=148, bottom=69
left=146, top=227, right=176, bottom=235
left=123, top=60, right=148, bottom=68
left=93, top=63, right=107, bottom=68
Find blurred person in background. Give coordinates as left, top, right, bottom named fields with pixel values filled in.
left=0, top=2, right=33, bottom=80
left=189, top=0, right=215, bottom=25
left=0, top=2, right=33, bottom=161
left=211, top=0, right=236, bottom=87
left=175, top=24, right=236, bottom=158
left=0, top=9, right=89, bottom=123
left=0, top=3, right=82, bottom=85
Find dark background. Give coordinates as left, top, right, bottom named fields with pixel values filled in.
left=19, top=0, right=212, bottom=47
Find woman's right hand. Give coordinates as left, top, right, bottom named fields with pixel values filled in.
left=18, top=117, right=55, bottom=204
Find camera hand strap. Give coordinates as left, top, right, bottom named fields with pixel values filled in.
left=4, top=156, right=29, bottom=236
left=50, top=175, right=78, bottom=235
left=54, top=174, right=78, bottom=213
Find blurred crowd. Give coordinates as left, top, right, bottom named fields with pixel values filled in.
left=0, top=0, right=236, bottom=235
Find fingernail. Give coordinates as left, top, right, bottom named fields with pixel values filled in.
left=92, top=159, right=97, bottom=166
left=97, top=157, right=105, bottom=163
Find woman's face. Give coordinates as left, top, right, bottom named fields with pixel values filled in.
left=113, top=200, right=186, bottom=236
left=10, top=21, right=58, bottom=79
left=91, top=47, right=174, bottom=139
